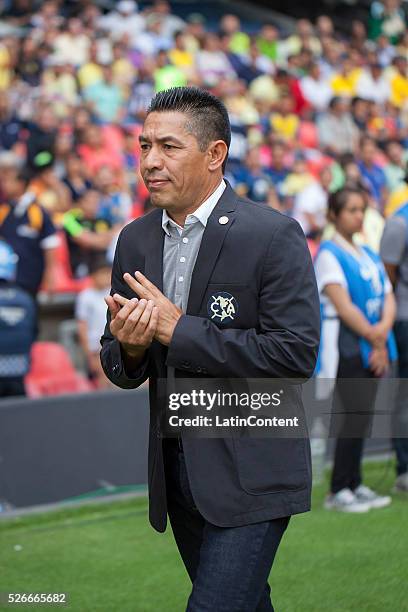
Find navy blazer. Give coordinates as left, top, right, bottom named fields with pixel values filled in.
left=100, top=183, right=320, bottom=532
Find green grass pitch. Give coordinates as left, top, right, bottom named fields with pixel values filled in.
left=0, top=461, right=407, bottom=612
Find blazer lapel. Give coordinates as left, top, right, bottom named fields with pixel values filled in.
left=144, top=212, right=165, bottom=293
left=186, top=183, right=238, bottom=315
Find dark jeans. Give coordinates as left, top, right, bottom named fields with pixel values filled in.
left=0, top=377, right=26, bottom=398
left=163, top=440, right=290, bottom=612
left=330, top=355, right=379, bottom=494
left=393, top=321, right=408, bottom=476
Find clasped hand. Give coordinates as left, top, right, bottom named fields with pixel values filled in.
left=366, top=322, right=390, bottom=377
left=105, top=271, right=182, bottom=353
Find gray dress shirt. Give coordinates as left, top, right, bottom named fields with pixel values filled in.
left=161, top=180, right=226, bottom=311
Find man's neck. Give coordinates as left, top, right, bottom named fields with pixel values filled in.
left=10, top=191, right=25, bottom=204
left=166, top=178, right=223, bottom=227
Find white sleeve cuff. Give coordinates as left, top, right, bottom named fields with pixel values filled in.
left=40, top=234, right=60, bottom=250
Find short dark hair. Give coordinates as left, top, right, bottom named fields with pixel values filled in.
left=351, top=96, right=366, bottom=108
left=385, top=138, right=402, bottom=149
left=89, top=254, right=111, bottom=275
left=15, top=166, right=33, bottom=186
left=147, top=86, right=231, bottom=172
left=329, top=96, right=342, bottom=110
left=360, top=134, right=376, bottom=148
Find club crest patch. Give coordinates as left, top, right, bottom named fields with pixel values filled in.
left=208, top=292, right=238, bottom=323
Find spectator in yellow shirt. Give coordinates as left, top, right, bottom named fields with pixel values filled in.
left=330, top=56, right=361, bottom=97
left=270, top=94, right=299, bottom=144
left=168, top=31, right=195, bottom=75
left=0, top=41, right=12, bottom=90
left=390, top=56, right=408, bottom=108
left=77, top=41, right=103, bottom=90
left=111, top=42, right=136, bottom=98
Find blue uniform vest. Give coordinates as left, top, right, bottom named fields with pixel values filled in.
left=318, top=240, right=397, bottom=368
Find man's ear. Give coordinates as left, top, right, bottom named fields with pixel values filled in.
left=208, top=140, right=228, bottom=172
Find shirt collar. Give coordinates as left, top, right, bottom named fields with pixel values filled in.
left=161, top=179, right=226, bottom=237
left=333, top=231, right=363, bottom=258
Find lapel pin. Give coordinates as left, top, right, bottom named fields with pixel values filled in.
left=219, top=216, right=229, bottom=225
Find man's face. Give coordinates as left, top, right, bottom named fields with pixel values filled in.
left=387, top=142, right=403, bottom=164
left=96, top=166, right=114, bottom=190
left=320, top=168, right=332, bottom=190
left=317, top=16, right=333, bottom=35
left=396, top=58, right=407, bottom=76
left=332, top=99, right=347, bottom=116
left=139, top=111, right=215, bottom=213
left=0, top=93, right=9, bottom=115
left=245, top=147, right=260, bottom=169
left=297, top=19, right=312, bottom=38
left=272, top=145, right=285, bottom=167
left=85, top=125, right=102, bottom=148
left=361, top=142, right=375, bottom=164
left=342, top=59, right=353, bottom=75
left=93, top=267, right=111, bottom=290
left=262, top=25, right=277, bottom=42
left=81, top=191, right=100, bottom=218
left=175, top=34, right=185, bottom=50
left=68, top=18, right=82, bottom=35
left=0, top=172, right=24, bottom=200
left=103, top=66, right=113, bottom=83
left=280, top=96, right=294, bottom=114
left=371, top=64, right=382, bottom=79
left=38, top=108, right=57, bottom=132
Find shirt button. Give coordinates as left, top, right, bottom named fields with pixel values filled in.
left=180, top=257, right=186, bottom=263
left=182, top=237, right=188, bottom=244
left=178, top=276, right=184, bottom=282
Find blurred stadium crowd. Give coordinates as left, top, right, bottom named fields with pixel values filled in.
left=1, top=0, right=408, bottom=393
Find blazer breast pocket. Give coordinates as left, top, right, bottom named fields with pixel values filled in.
left=203, top=283, right=257, bottom=329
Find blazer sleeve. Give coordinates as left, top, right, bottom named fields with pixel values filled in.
left=100, top=230, right=151, bottom=389
left=166, top=217, right=320, bottom=378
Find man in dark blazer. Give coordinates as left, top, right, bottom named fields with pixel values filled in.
left=101, top=87, right=320, bottom=612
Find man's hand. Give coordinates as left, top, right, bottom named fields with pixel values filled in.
left=113, top=271, right=182, bottom=346
left=105, top=294, right=158, bottom=360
